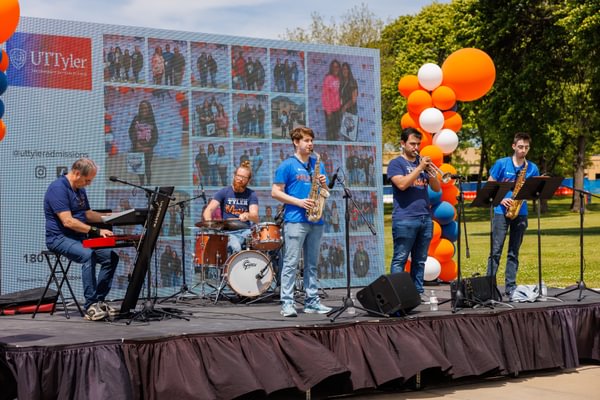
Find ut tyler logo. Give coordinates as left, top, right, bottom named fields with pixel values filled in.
left=9, top=48, right=26, bottom=70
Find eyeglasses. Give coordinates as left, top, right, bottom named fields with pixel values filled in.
left=235, top=174, right=250, bottom=181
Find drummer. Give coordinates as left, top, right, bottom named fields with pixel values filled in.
left=202, top=160, right=259, bottom=255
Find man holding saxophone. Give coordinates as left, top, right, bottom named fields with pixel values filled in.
left=272, top=126, right=332, bottom=317
left=388, top=127, right=441, bottom=302
left=486, top=132, right=539, bottom=297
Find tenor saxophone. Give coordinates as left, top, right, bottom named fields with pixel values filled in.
left=306, top=152, right=330, bottom=222
left=505, top=160, right=528, bottom=220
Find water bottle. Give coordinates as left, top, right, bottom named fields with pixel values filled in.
left=541, top=280, right=548, bottom=297
left=347, top=292, right=356, bottom=315
left=429, top=290, right=439, bottom=311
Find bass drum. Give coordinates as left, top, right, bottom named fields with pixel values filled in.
left=225, top=250, right=273, bottom=297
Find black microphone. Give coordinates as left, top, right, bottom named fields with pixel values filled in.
left=328, top=167, right=341, bottom=189
left=110, top=176, right=176, bottom=200
left=109, top=175, right=125, bottom=184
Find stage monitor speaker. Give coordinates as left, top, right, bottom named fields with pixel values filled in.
left=356, top=272, right=421, bottom=316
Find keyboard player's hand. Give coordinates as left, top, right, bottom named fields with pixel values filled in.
left=99, top=228, right=114, bottom=238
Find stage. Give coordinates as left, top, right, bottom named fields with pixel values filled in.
left=0, top=284, right=599, bottom=400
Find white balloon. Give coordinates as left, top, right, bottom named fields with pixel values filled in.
left=433, top=128, right=459, bottom=155
left=417, top=63, right=443, bottom=91
left=424, top=256, right=442, bottom=281
left=419, top=107, right=444, bottom=133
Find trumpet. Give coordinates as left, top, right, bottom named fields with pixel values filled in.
left=414, top=150, right=453, bottom=183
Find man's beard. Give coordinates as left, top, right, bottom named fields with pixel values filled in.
left=233, top=181, right=246, bottom=193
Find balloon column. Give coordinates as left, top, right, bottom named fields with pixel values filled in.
left=397, top=48, right=495, bottom=282
left=0, top=0, right=21, bottom=142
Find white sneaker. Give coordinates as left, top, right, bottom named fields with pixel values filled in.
left=280, top=303, right=297, bottom=317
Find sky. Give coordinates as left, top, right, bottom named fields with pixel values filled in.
left=19, top=0, right=450, bottom=41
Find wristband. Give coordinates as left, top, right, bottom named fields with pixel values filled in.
left=89, top=226, right=99, bottom=237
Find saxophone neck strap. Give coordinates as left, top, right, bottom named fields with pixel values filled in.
left=294, top=155, right=314, bottom=176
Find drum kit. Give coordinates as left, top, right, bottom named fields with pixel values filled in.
left=193, top=219, right=282, bottom=300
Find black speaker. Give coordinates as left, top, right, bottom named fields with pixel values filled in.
left=356, top=272, right=421, bottom=316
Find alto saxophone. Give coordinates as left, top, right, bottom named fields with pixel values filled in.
left=306, top=152, right=330, bottom=222
left=505, top=160, right=528, bottom=220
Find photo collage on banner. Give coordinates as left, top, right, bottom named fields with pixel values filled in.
left=0, top=17, right=382, bottom=297
left=104, top=35, right=383, bottom=296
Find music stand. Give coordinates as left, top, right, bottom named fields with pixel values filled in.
left=514, top=176, right=563, bottom=302
left=470, top=181, right=513, bottom=243
left=470, top=182, right=512, bottom=293
left=555, top=186, right=600, bottom=301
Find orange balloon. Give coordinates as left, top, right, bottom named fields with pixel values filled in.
left=0, top=50, right=9, bottom=72
left=419, top=145, right=443, bottom=166
left=0, top=0, right=20, bottom=43
left=419, top=130, right=432, bottom=148
left=431, top=86, right=456, bottom=110
left=443, top=111, right=462, bottom=132
left=441, top=48, right=496, bottom=101
left=0, top=120, right=6, bottom=142
left=428, top=240, right=438, bottom=255
left=407, top=89, right=432, bottom=115
left=438, top=259, right=457, bottom=282
left=429, top=222, right=441, bottom=255
left=400, top=112, right=419, bottom=129
left=431, top=220, right=442, bottom=245
left=441, top=185, right=459, bottom=205
left=440, top=163, right=457, bottom=187
left=397, top=75, right=421, bottom=98
left=433, top=238, right=455, bottom=262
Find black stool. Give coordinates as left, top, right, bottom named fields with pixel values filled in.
left=32, top=251, right=84, bottom=319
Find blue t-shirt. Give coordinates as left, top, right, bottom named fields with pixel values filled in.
left=387, top=156, right=431, bottom=219
left=489, top=157, right=539, bottom=216
left=213, top=186, right=258, bottom=228
left=274, top=155, right=328, bottom=224
left=44, top=175, right=90, bottom=245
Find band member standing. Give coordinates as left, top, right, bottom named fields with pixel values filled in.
left=388, top=127, right=441, bottom=301
left=486, top=132, right=539, bottom=297
left=202, top=161, right=259, bottom=254
left=272, top=126, right=332, bottom=317
left=44, top=158, right=119, bottom=321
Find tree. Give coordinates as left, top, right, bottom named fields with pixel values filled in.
left=454, top=0, right=600, bottom=211
left=281, top=3, right=385, bottom=47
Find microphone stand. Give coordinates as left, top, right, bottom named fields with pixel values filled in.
left=555, top=185, right=600, bottom=301
left=326, top=172, right=386, bottom=322
left=160, top=192, right=207, bottom=303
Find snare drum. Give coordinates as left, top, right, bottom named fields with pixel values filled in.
left=250, top=222, right=282, bottom=251
left=225, top=250, right=273, bottom=297
left=194, top=230, right=228, bottom=267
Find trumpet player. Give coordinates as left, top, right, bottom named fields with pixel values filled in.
left=486, top=132, right=539, bottom=298
left=388, top=127, right=441, bottom=302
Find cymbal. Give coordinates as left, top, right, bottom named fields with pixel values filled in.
left=194, top=220, right=224, bottom=230
left=223, top=218, right=248, bottom=231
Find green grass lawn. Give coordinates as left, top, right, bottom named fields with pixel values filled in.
left=383, top=198, right=600, bottom=289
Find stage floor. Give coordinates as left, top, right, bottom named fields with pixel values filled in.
left=0, top=283, right=597, bottom=347
left=1, top=283, right=599, bottom=400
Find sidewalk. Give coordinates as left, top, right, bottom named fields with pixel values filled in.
left=341, top=364, right=600, bottom=399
